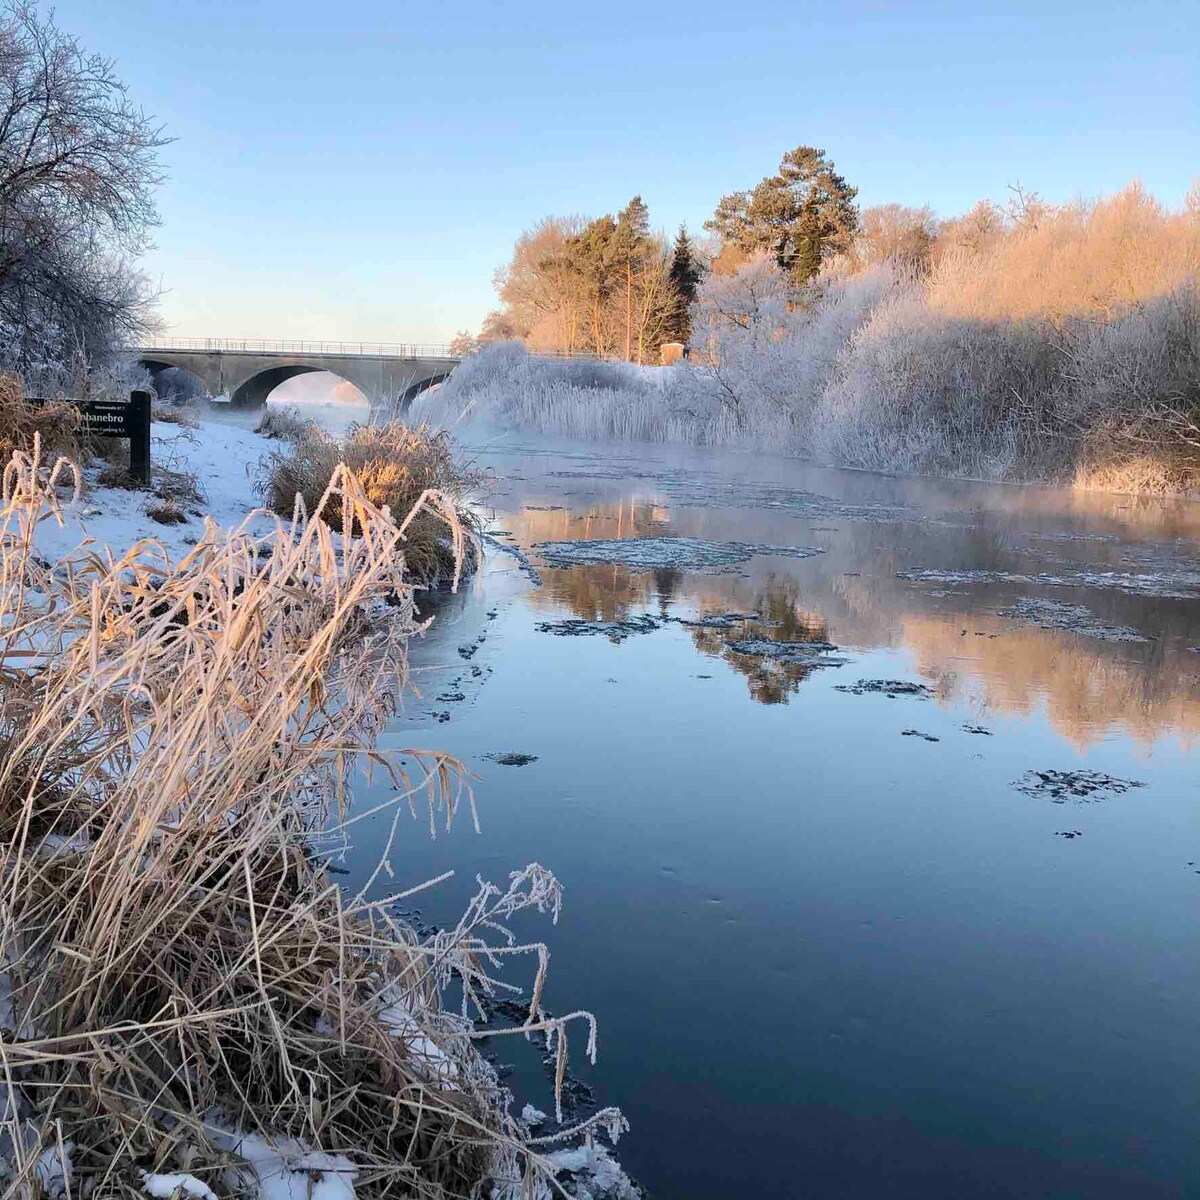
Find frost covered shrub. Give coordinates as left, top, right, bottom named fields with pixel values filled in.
left=412, top=340, right=696, bottom=443
left=812, top=287, right=1059, bottom=479
left=255, top=403, right=312, bottom=441
left=687, top=256, right=908, bottom=448
left=0, top=375, right=84, bottom=464
left=1059, top=282, right=1200, bottom=491
left=417, top=263, right=905, bottom=454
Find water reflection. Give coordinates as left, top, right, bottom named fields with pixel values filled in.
left=683, top=580, right=832, bottom=705
left=385, top=445, right=1200, bottom=1200
left=495, top=495, right=1200, bottom=742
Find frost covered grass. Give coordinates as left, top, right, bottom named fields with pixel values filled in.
left=0, top=377, right=86, bottom=465
left=254, top=405, right=312, bottom=443
left=0, top=441, right=628, bottom=1199
left=257, top=421, right=485, bottom=586
left=413, top=343, right=694, bottom=445
left=422, top=185, right=1200, bottom=493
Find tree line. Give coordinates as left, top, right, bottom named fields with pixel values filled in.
left=468, top=144, right=1061, bottom=363
left=463, top=200, right=702, bottom=362
left=469, top=146, right=866, bottom=361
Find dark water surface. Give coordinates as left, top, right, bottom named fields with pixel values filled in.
left=347, top=441, right=1200, bottom=1199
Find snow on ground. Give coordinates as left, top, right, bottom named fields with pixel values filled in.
left=32, top=410, right=277, bottom=566
left=205, top=1123, right=357, bottom=1200
left=140, top=1172, right=218, bottom=1200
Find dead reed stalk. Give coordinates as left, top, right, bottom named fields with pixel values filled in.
left=257, top=421, right=486, bottom=587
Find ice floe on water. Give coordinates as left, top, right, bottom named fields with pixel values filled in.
left=897, top=567, right=1200, bottom=599
left=535, top=615, right=665, bottom=642
left=534, top=536, right=824, bottom=571
left=726, top=638, right=848, bottom=672
left=1013, top=770, right=1146, bottom=802
left=997, top=597, right=1148, bottom=642
left=834, top=679, right=934, bottom=698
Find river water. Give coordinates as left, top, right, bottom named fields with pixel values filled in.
left=343, top=438, right=1200, bottom=1199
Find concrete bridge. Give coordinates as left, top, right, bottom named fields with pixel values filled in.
left=133, top=339, right=462, bottom=411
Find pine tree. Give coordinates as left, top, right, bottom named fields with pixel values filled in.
left=614, top=196, right=652, bottom=360
left=705, top=146, right=859, bottom=287
left=666, top=225, right=702, bottom=343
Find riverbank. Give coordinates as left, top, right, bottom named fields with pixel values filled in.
left=0, top=413, right=638, bottom=1200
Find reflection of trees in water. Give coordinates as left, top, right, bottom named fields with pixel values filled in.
left=532, top=562, right=684, bottom=624
left=512, top=501, right=675, bottom=621
left=687, top=576, right=831, bottom=705
left=540, top=564, right=648, bottom=622
left=510, top=500, right=672, bottom=551
left=901, top=613, right=1200, bottom=748
left=502, top=499, right=1200, bottom=740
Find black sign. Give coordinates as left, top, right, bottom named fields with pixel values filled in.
left=27, top=389, right=152, bottom=486
left=78, top=397, right=142, bottom=436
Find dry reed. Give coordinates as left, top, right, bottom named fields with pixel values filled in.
left=258, top=421, right=485, bottom=586
left=0, top=438, right=620, bottom=1198
left=0, top=376, right=85, bottom=465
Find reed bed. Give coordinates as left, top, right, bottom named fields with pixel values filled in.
left=0, top=439, right=620, bottom=1198
left=257, top=421, right=485, bottom=585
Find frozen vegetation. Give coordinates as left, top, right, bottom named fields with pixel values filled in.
left=416, top=185, right=1200, bottom=494
left=0, top=415, right=637, bottom=1199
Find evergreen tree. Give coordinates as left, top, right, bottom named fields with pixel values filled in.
left=488, top=199, right=680, bottom=361
left=614, top=196, right=652, bottom=359
left=666, top=225, right=702, bottom=343
left=705, top=145, right=859, bottom=287
left=565, top=215, right=619, bottom=356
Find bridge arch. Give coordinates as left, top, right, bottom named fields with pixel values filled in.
left=399, top=372, right=450, bottom=408
left=229, top=364, right=323, bottom=409
left=139, top=358, right=209, bottom=402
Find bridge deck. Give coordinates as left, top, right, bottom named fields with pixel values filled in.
left=136, top=338, right=459, bottom=360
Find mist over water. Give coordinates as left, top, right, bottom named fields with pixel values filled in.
left=265, top=370, right=370, bottom=434
left=341, top=437, right=1200, bottom=1199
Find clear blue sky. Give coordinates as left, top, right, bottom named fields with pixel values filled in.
left=53, top=0, right=1199, bottom=344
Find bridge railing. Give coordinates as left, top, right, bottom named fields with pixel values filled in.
left=134, top=337, right=462, bottom=358
left=133, top=338, right=606, bottom=361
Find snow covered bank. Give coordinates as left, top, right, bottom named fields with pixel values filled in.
left=31, top=410, right=275, bottom=563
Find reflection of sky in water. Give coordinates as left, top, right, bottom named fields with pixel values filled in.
left=349, top=441, right=1200, bottom=1200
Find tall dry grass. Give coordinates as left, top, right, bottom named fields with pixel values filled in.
left=0, top=376, right=85, bottom=465
left=0, top=439, right=621, bottom=1198
left=258, top=421, right=484, bottom=586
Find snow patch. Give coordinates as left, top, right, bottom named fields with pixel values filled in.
left=141, top=1171, right=218, bottom=1200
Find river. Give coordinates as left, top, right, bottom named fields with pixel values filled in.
left=341, top=436, right=1200, bottom=1199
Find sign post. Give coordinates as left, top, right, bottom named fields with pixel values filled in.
left=26, top=389, right=153, bottom=486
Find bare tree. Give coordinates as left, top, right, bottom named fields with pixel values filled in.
left=855, top=204, right=937, bottom=269
left=0, top=2, right=168, bottom=387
